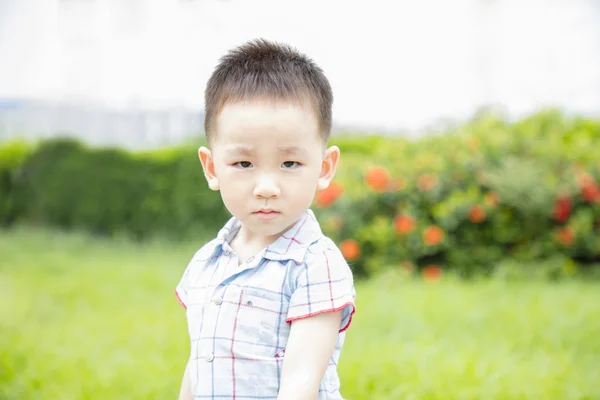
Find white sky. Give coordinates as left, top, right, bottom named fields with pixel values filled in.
left=0, top=0, right=599, bottom=130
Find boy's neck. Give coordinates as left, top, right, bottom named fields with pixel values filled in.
left=233, top=225, right=280, bottom=251
left=228, top=217, right=302, bottom=263
left=228, top=225, right=277, bottom=265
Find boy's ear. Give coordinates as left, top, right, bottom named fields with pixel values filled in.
left=317, top=145, right=341, bottom=190
left=198, top=146, right=220, bottom=191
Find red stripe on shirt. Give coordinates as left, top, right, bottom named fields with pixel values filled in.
left=175, top=289, right=186, bottom=309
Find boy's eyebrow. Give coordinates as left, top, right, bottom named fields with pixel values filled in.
left=226, top=145, right=309, bottom=156
left=277, top=145, right=309, bottom=156
left=226, top=145, right=255, bottom=155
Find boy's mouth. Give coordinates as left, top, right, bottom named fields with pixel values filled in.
left=253, top=209, right=281, bottom=220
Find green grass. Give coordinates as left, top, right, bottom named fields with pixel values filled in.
left=1, top=228, right=599, bottom=400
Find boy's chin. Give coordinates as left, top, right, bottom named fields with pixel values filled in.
left=244, top=222, right=288, bottom=238
left=240, top=216, right=304, bottom=239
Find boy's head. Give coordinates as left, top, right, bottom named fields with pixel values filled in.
left=203, top=38, right=333, bottom=144
left=198, top=39, right=340, bottom=239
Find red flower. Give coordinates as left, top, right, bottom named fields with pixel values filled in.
left=365, top=166, right=390, bottom=192
left=553, top=195, right=572, bottom=223
left=423, top=225, right=445, bottom=246
left=469, top=205, right=486, bottom=223
left=315, top=181, right=343, bottom=207
left=577, top=173, right=600, bottom=203
left=394, top=215, right=416, bottom=234
left=582, top=182, right=599, bottom=203
left=556, top=227, right=575, bottom=246
left=422, top=265, right=443, bottom=282
left=417, top=174, right=438, bottom=191
left=340, top=239, right=360, bottom=260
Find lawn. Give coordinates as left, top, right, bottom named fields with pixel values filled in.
left=1, top=228, right=599, bottom=400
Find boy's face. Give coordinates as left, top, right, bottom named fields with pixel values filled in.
left=198, top=99, right=340, bottom=239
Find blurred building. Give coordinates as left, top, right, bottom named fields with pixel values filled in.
left=0, top=0, right=599, bottom=149
left=0, top=98, right=203, bottom=149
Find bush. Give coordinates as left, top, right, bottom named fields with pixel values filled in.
left=0, top=140, right=31, bottom=225
left=315, top=109, right=600, bottom=278
left=1, top=109, right=599, bottom=278
left=6, top=138, right=229, bottom=239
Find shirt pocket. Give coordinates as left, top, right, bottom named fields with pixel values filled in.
left=229, top=285, right=290, bottom=358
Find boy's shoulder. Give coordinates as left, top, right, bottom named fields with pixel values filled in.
left=301, top=233, right=354, bottom=278
left=264, top=210, right=350, bottom=268
left=188, top=237, right=222, bottom=264
left=304, top=233, right=345, bottom=260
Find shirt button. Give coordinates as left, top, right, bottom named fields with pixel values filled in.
left=205, top=353, right=214, bottom=362
left=213, top=297, right=223, bottom=306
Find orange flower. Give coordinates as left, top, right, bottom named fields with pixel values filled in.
left=577, top=172, right=594, bottom=188
left=365, top=166, right=390, bottom=192
left=417, top=174, right=438, bottom=191
left=422, top=265, right=443, bottom=283
left=339, top=239, right=360, bottom=260
left=484, top=192, right=499, bottom=207
left=315, top=181, right=343, bottom=207
left=423, top=225, right=445, bottom=246
left=556, top=227, right=575, bottom=246
left=469, top=205, right=486, bottom=223
left=394, top=215, right=416, bottom=234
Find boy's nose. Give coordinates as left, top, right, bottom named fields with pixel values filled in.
left=253, top=175, right=281, bottom=199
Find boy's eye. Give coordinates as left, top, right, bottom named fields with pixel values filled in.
left=282, top=161, right=300, bottom=169
left=235, top=161, right=253, bottom=168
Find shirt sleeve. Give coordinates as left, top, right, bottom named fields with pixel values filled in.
left=175, top=240, right=219, bottom=309
left=175, top=263, right=191, bottom=309
left=286, top=247, right=356, bottom=332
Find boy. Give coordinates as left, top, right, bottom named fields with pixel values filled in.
left=175, top=38, right=356, bottom=400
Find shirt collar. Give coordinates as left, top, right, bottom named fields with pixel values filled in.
left=213, top=209, right=323, bottom=264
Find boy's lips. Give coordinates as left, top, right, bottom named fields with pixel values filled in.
left=253, top=209, right=280, bottom=220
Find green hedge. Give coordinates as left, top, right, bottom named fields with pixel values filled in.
left=2, top=138, right=229, bottom=239
left=0, top=141, right=31, bottom=226
left=1, top=109, right=599, bottom=278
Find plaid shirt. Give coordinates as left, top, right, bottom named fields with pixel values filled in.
left=175, top=209, right=356, bottom=399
